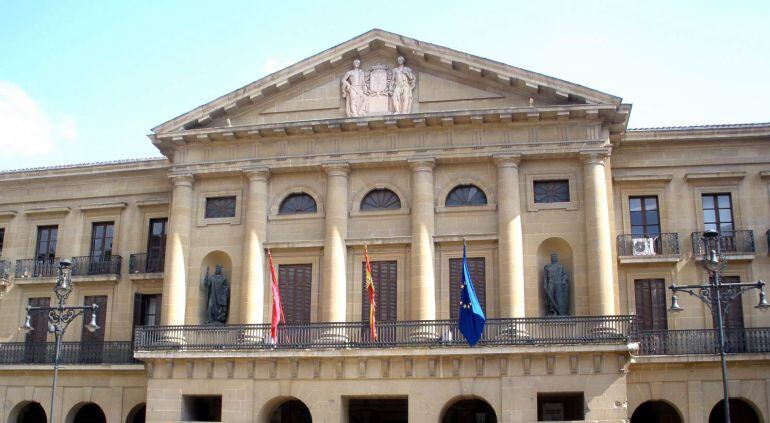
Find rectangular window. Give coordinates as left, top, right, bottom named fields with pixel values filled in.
left=533, top=180, right=570, bottom=203
left=634, top=279, right=667, bottom=331
left=713, top=276, right=745, bottom=353
left=147, top=218, right=168, bottom=272
left=204, top=196, right=237, bottom=219
left=90, top=222, right=115, bottom=257
left=80, top=295, right=107, bottom=363
left=362, top=260, right=397, bottom=323
left=0, top=228, right=5, bottom=256
left=702, top=193, right=734, bottom=233
left=449, top=257, right=486, bottom=320
left=537, top=393, right=584, bottom=421
left=629, top=196, right=660, bottom=235
left=182, top=395, right=222, bottom=422
left=133, top=293, right=162, bottom=327
left=278, top=264, right=312, bottom=324
left=24, top=297, right=50, bottom=363
left=36, top=225, right=58, bottom=260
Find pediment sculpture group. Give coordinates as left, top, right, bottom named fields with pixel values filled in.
left=341, top=56, right=416, bottom=117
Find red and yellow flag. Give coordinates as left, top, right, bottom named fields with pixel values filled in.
left=364, top=244, right=377, bottom=341
left=268, top=249, right=284, bottom=344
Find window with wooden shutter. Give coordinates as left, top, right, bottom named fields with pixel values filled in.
left=278, top=264, right=312, bottom=323
left=25, top=297, right=50, bottom=363
left=362, top=260, right=397, bottom=322
left=634, top=279, right=668, bottom=331
left=449, top=257, right=486, bottom=320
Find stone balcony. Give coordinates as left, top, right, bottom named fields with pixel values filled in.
left=616, top=233, right=680, bottom=264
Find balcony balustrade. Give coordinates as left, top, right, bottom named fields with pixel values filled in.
left=70, top=255, right=122, bottom=277
left=691, top=230, right=755, bottom=255
left=15, top=258, right=61, bottom=279
left=0, top=341, right=136, bottom=364
left=134, top=315, right=634, bottom=352
left=617, top=233, right=680, bottom=257
left=129, top=253, right=165, bottom=274
left=637, top=328, right=770, bottom=355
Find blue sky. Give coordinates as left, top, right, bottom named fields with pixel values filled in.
left=1, top=1, right=768, bottom=171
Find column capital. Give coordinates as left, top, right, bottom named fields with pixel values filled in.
left=243, top=166, right=270, bottom=182
left=408, top=157, right=435, bottom=171
left=169, top=173, right=194, bottom=187
left=323, top=162, right=350, bottom=176
left=493, top=154, right=521, bottom=168
left=580, top=149, right=610, bottom=166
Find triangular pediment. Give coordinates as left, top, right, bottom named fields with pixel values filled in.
left=152, top=29, right=625, bottom=134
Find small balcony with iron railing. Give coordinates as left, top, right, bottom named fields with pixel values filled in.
left=616, top=233, right=680, bottom=264
left=134, top=315, right=635, bottom=358
left=691, top=230, right=755, bottom=260
left=636, top=328, right=770, bottom=356
left=15, top=258, right=61, bottom=281
left=0, top=341, right=137, bottom=364
left=70, top=255, right=122, bottom=282
left=129, top=253, right=164, bottom=279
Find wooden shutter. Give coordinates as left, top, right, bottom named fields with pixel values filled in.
left=26, top=297, right=50, bottom=344
left=81, top=296, right=108, bottom=343
left=634, top=279, right=668, bottom=330
left=362, top=260, right=397, bottom=322
left=715, top=276, right=744, bottom=330
left=278, top=264, right=312, bottom=323
left=449, top=257, right=486, bottom=320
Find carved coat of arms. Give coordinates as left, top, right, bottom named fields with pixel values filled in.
left=341, top=56, right=415, bottom=117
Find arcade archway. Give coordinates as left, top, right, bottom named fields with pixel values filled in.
left=708, top=398, right=761, bottom=423
left=442, top=398, right=497, bottom=423
left=269, top=399, right=312, bottom=423
left=630, top=400, right=682, bottom=423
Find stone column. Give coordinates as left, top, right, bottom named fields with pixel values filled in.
left=582, top=152, right=616, bottom=315
left=321, top=163, right=349, bottom=322
left=161, top=173, right=194, bottom=325
left=495, top=155, right=526, bottom=318
left=240, top=167, right=270, bottom=325
left=409, top=158, right=437, bottom=321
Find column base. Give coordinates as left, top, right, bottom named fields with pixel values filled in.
left=315, top=329, right=350, bottom=347
left=493, top=324, right=531, bottom=342
left=591, top=325, right=624, bottom=339
left=154, top=334, right=187, bottom=348
left=409, top=327, right=440, bottom=343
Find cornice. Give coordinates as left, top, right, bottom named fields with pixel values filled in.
left=622, top=123, right=770, bottom=144
left=612, top=174, right=674, bottom=183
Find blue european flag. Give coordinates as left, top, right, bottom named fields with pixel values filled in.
left=458, top=242, right=486, bottom=346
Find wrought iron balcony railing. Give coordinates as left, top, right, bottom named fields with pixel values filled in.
left=0, top=341, right=136, bottom=364
left=617, top=233, right=680, bottom=256
left=691, top=230, right=755, bottom=255
left=70, top=255, right=122, bottom=277
left=637, top=328, right=770, bottom=355
left=129, top=253, right=165, bottom=274
left=15, top=258, right=61, bottom=278
left=134, top=316, right=634, bottom=352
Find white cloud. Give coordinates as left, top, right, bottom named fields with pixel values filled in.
left=0, top=81, right=77, bottom=157
left=261, top=57, right=290, bottom=75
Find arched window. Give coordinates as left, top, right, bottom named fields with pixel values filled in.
left=361, top=189, right=401, bottom=211
left=279, top=193, right=317, bottom=214
left=446, top=184, right=487, bottom=207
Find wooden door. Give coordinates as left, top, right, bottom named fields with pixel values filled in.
left=24, top=297, right=50, bottom=363
left=278, top=264, right=312, bottom=323
left=634, top=279, right=668, bottom=331
left=81, top=295, right=107, bottom=363
left=449, top=257, right=486, bottom=320
left=362, top=260, right=398, bottom=323
left=715, top=276, right=745, bottom=353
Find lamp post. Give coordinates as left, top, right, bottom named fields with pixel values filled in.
left=668, top=229, right=769, bottom=423
left=19, top=259, right=100, bottom=423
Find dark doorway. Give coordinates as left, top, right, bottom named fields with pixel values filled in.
left=80, top=295, right=107, bottom=363
left=269, top=399, right=312, bottom=423
left=708, top=398, right=760, bottom=423
left=146, top=218, right=167, bottom=272
left=630, top=401, right=681, bottom=423
left=348, top=398, right=407, bottom=423
left=712, top=276, right=746, bottom=353
left=127, top=403, right=146, bottom=423
left=16, top=401, right=47, bottom=423
left=278, top=264, right=313, bottom=323
left=72, top=403, right=106, bottom=423
left=443, top=399, right=497, bottom=423
left=24, top=297, right=50, bottom=363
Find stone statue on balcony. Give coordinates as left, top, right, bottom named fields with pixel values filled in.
left=543, top=253, right=570, bottom=316
left=203, top=264, right=229, bottom=324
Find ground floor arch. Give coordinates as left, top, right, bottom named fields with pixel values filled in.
left=126, top=403, right=146, bottom=423
left=709, top=398, right=762, bottom=423
left=630, top=400, right=682, bottom=423
left=442, top=398, right=497, bottom=423
left=11, top=401, right=47, bottom=423
left=67, top=402, right=106, bottom=423
left=269, top=399, right=312, bottom=423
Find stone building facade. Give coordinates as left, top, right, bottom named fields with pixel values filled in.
left=0, top=29, right=769, bottom=423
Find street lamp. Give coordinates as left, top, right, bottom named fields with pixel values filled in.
left=668, top=229, right=769, bottom=423
left=19, top=259, right=100, bottom=423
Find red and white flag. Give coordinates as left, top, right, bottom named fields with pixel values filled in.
left=364, top=244, right=377, bottom=341
left=268, top=249, right=284, bottom=344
